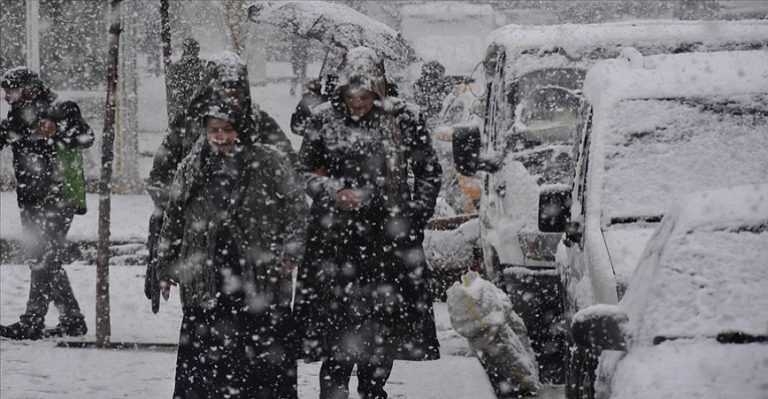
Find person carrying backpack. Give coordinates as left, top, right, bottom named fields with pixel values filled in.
left=0, top=67, right=94, bottom=340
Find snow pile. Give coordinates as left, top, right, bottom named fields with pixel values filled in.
left=447, top=271, right=541, bottom=396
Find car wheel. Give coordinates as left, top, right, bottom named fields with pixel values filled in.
left=565, top=338, right=598, bottom=399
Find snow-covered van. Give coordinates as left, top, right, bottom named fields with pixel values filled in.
left=568, top=183, right=768, bottom=399
left=451, top=20, right=768, bottom=382
left=560, top=50, right=768, bottom=397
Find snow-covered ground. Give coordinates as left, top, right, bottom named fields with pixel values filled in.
left=0, top=264, right=502, bottom=399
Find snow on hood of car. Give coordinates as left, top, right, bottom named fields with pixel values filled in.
left=621, top=183, right=768, bottom=343
left=610, top=339, right=768, bottom=399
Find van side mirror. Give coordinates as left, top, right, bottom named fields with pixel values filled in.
left=453, top=125, right=501, bottom=176
left=538, top=189, right=571, bottom=232
left=571, top=305, right=628, bottom=352
left=453, top=125, right=481, bottom=176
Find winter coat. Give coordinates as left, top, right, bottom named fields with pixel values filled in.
left=156, top=136, right=307, bottom=312
left=296, top=47, right=443, bottom=362
left=166, top=54, right=207, bottom=122
left=0, top=95, right=94, bottom=210
left=413, top=61, right=450, bottom=122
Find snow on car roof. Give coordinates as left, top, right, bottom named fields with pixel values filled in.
left=674, top=183, right=768, bottom=233
left=487, top=19, right=768, bottom=57
left=488, top=20, right=768, bottom=78
left=621, top=183, right=768, bottom=342
left=583, top=50, right=768, bottom=107
left=401, top=2, right=495, bottom=19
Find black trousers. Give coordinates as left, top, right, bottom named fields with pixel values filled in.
left=319, top=354, right=394, bottom=399
left=19, top=206, right=83, bottom=326
left=173, top=300, right=298, bottom=399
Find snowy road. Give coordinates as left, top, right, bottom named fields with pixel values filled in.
left=0, top=264, right=564, bottom=398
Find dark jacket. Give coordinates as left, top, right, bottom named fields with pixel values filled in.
left=296, top=47, right=442, bottom=362
left=156, top=136, right=307, bottom=310
left=413, top=61, right=450, bottom=122
left=167, top=53, right=207, bottom=122
left=1, top=95, right=94, bottom=209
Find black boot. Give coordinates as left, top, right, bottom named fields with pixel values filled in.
left=0, top=320, right=44, bottom=340
left=44, top=316, right=87, bottom=338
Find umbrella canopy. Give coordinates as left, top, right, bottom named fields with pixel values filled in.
left=248, top=0, right=417, bottom=75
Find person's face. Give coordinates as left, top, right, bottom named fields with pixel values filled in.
left=213, top=81, right=246, bottom=113
left=3, top=87, right=24, bottom=105
left=206, top=117, right=238, bottom=154
left=343, top=88, right=376, bottom=120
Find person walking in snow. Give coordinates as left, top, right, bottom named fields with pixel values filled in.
left=0, top=67, right=94, bottom=340
left=155, top=93, right=307, bottom=398
left=145, top=52, right=295, bottom=307
left=412, top=60, right=450, bottom=124
left=166, top=37, right=207, bottom=122
left=295, top=47, right=442, bottom=399
left=289, top=78, right=325, bottom=137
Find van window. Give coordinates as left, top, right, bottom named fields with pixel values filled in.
left=510, top=68, right=585, bottom=149
left=601, top=94, right=768, bottom=221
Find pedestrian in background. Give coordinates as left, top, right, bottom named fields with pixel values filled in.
left=166, top=37, right=207, bottom=122
left=0, top=67, right=93, bottom=340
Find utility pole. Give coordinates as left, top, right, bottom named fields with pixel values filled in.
left=25, top=0, right=40, bottom=72
left=96, top=0, right=123, bottom=348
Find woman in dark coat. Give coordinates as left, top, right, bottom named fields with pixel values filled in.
left=296, top=46, right=443, bottom=399
left=156, top=95, right=307, bottom=399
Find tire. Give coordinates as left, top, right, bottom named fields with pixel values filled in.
left=565, top=337, right=598, bottom=399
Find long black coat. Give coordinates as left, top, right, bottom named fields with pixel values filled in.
left=296, top=98, right=442, bottom=362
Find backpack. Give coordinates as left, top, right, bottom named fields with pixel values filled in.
left=57, top=146, right=87, bottom=215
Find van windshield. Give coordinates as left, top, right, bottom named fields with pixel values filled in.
left=511, top=68, right=585, bottom=146
left=602, top=95, right=768, bottom=221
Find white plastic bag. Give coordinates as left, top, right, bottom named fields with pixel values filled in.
left=447, top=271, right=541, bottom=397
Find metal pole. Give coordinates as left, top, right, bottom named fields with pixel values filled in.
left=25, top=0, right=40, bottom=73
left=96, top=0, right=122, bottom=348
left=160, top=0, right=172, bottom=124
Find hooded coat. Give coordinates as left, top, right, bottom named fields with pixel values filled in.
left=156, top=112, right=306, bottom=313
left=147, top=53, right=295, bottom=209
left=155, top=97, right=307, bottom=397
left=0, top=68, right=94, bottom=210
left=296, top=47, right=442, bottom=362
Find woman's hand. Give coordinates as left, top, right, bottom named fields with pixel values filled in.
left=335, top=188, right=362, bottom=210
left=159, top=279, right=177, bottom=300
left=38, top=118, right=57, bottom=138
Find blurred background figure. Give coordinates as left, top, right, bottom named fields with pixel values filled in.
left=289, top=37, right=309, bottom=96
left=412, top=60, right=450, bottom=124
left=166, top=37, right=206, bottom=122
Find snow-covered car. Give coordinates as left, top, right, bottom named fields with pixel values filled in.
left=569, top=183, right=768, bottom=399
left=558, top=50, right=768, bottom=398
left=452, top=20, right=768, bottom=383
